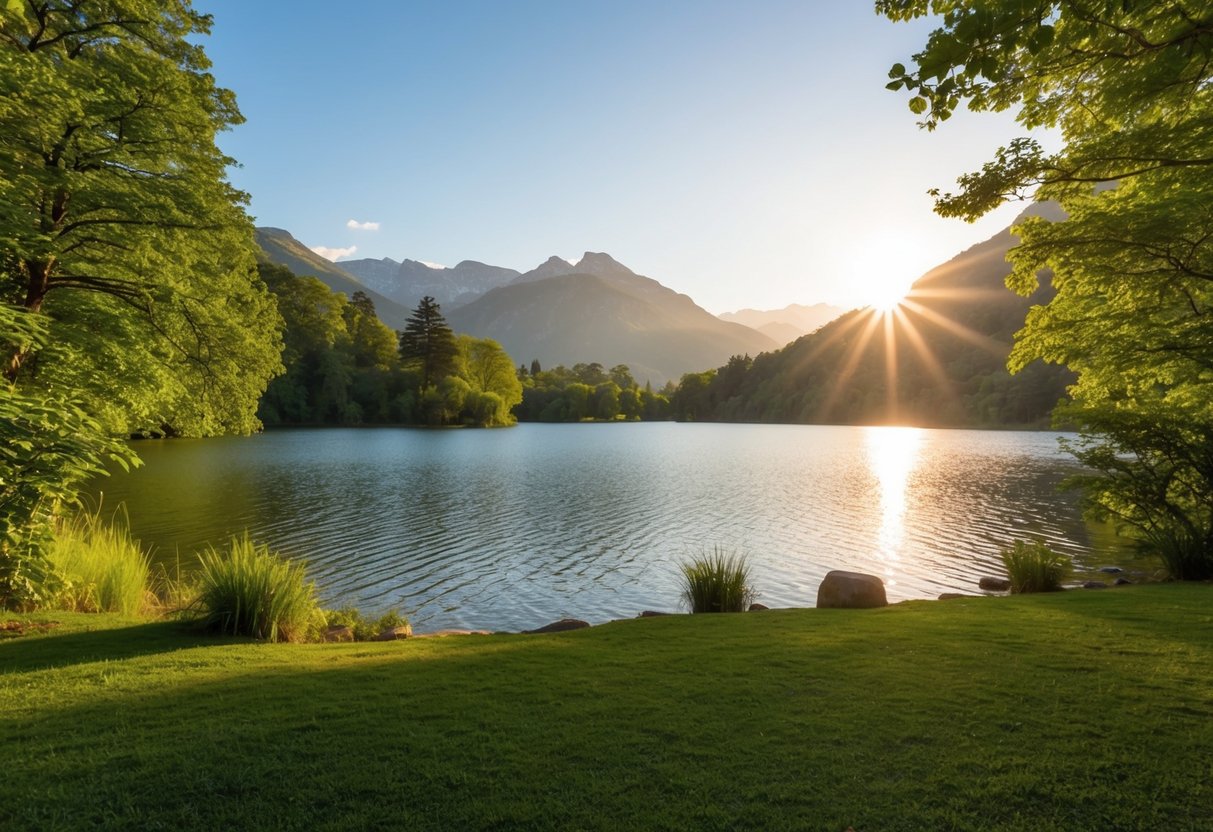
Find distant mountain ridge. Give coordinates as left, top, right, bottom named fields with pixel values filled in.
left=719, top=303, right=847, bottom=346
left=340, top=257, right=520, bottom=309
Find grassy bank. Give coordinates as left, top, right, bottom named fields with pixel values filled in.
left=3, top=585, right=1211, bottom=831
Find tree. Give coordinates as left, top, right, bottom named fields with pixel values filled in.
left=398, top=296, right=458, bottom=393
left=458, top=335, right=522, bottom=425
left=1, top=0, right=282, bottom=437
left=883, top=1, right=1213, bottom=576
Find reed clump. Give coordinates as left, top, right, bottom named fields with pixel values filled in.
left=680, top=547, right=755, bottom=613
left=1000, top=540, right=1070, bottom=593
left=195, top=533, right=319, bottom=642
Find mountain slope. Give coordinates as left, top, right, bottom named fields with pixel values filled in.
left=448, top=253, right=776, bottom=386
left=674, top=204, right=1073, bottom=427
left=254, top=228, right=413, bottom=330
left=340, top=257, right=520, bottom=309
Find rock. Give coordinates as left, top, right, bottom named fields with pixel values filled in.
left=937, top=593, right=969, bottom=600
left=1099, top=566, right=1124, bottom=574
left=748, top=603, right=770, bottom=611
left=1115, top=577, right=1133, bottom=586
left=372, top=624, right=413, bottom=641
left=523, top=618, right=590, bottom=634
left=979, top=576, right=1012, bottom=592
left=639, top=610, right=671, bottom=617
left=323, top=625, right=355, bottom=643
left=816, top=570, right=888, bottom=609
left=1082, top=581, right=1108, bottom=589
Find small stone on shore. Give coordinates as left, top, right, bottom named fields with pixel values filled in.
left=372, top=624, right=413, bottom=641
left=978, top=576, right=1011, bottom=592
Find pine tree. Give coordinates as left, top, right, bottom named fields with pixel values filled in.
left=398, top=296, right=458, bottom=392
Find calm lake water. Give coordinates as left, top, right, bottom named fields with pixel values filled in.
left=89, top=423, right=1139, bottom=631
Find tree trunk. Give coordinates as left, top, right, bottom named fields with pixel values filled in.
left=4, top=259, right=52, bottom=382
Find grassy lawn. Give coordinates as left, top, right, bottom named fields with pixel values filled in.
left=3, top=584, right=1211, bottom=831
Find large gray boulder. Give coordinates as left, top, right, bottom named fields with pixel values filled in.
left=816, top=571, right=888, bottom=609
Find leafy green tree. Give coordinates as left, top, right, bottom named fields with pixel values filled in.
left=883, top=0, right=1213, bottom=575
left=1, top=0, right=282, bottom=436
left=398, top=296, right=458, bottom=393
left=346, top=291, right=398, bottom=370
left=458, top=335, right=522, bottom=425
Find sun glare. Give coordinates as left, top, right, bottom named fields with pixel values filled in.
left=846, top=231, right=927, bottom=313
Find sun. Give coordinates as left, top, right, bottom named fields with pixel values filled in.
left=846, top=232, right=923, bottom=313
left=863, top=274, right=915, bottom=313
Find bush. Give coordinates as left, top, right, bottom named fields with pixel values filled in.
left=322, top=606, right=410, bottom=641
left=195, top=534, right=318, bottom=642
left=1142, top=526, right=1213, bottom=581
left=680, top=548, right=755, bottom=613
left=1000, top=540, right=1071, bottom=593
left=48, top=510, right=151, bottom=616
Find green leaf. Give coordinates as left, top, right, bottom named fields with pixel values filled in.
left=908, top=96, right=928, bottom=115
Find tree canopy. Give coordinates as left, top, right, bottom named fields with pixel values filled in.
left=883, top=0, right=1213, bottom=576
left=0, top=0, right=282, bottom=437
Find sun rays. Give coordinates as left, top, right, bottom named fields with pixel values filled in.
left=785, top=282, right=1013, bottom=426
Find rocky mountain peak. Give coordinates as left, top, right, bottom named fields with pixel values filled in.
left=574, top=252, right=634, bottom=277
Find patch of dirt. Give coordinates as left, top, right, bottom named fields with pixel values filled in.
left=0, top=620, right=60, bottom=639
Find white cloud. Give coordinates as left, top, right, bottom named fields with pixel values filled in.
left=346, top=219, right=380, bottom=231
left=419, top=260, right=448, bottom=270
left=310, top=245, right=357, bottom=261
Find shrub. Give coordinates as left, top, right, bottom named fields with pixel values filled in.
left=195, top=534, right=318, bottom=642
left=48, top=510, right=151, bottom=616
left=1000, top=540, right=1071, bottom=593
left=323, top=606, right=410, bottom=641
left=680, top=548, right=755, bottom=613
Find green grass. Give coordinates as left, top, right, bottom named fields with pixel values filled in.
left=46, top=510, right=151, bottom=616
left=1001, top=539, right=1071, bottom=593
left=2, top=584, right=1211, bottom=831
left=195, top=533, right=319, bottom=642
left=680, top=547, right=755, bottom=612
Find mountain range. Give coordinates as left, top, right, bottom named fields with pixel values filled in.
left=447, top=252, right=776, bottom=385
left=256, top=233, right=778, bottom=386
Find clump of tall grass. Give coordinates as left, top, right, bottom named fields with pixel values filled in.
left=195, top=534, right=319, bottom=642
left=1000, top=540, right=1070, bottom=593
left=680, top=547, right=755, bottom=613
left=48, top=509, right=152, bottom=616
left=1141, top=526, right=1213, bottom=581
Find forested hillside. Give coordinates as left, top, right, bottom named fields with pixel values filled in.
left=671, top=205, right=1074, bottom=427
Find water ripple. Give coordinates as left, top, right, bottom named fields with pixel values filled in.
left=90, top=424, right=1136, bottom=631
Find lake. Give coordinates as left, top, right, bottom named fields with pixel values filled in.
left=88, top=423, right=1139, bottom=631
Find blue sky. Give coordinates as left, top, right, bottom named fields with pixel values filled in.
left=197, top=1, right=1046, bottom=313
